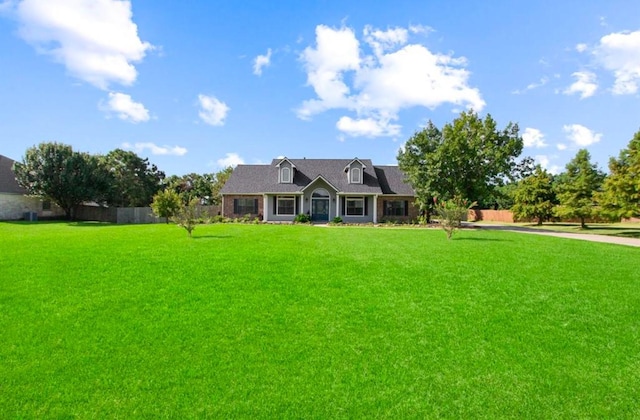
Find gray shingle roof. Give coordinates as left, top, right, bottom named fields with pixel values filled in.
left=221, top=158, right=414, bottom=196
left=374, top=166, right=415, bottom=195
left=0, top=155, right=26, bottom=194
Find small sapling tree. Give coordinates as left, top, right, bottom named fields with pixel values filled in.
left=435, top=196, right=476, bottom=239
left=172, top=198, right=200, bottom=237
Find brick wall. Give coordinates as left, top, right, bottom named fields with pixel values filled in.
left=377, top=196, right=419, bottom=222
left=223, top=195, right=263, bottom=219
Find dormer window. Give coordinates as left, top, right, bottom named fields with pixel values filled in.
left=351, top=167, right=361, bottom=184
left=281, top=167, right=291, bottom=183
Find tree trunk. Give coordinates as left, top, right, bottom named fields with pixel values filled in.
left=580, top=217, right=586, bottom=229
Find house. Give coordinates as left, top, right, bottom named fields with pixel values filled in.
left=0, top=154, right=64, bottom=220
left=220, top=158, right=418, bottom=223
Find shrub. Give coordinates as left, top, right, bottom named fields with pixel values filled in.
left=294, top=213, right=311, bottom=223
left=331, top=216, right=343, bottom=224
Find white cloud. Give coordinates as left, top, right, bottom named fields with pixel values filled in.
left=575, top=43, right=588, bottom=53
left=253, top=48, right=272, bottom=76
left=198, top=94, right=229, bottom=126
left=512, top=76, right=548, bottom=94
left=522, top=127, right=547, bottom=148
left=563, top=124, right=602, bottom=147
left=557, top=143, right=567, bottom=151
left=216, top=152, right=244, bottom=168
left=122, top=142, right=187, bottom=156
left=10, top=0, right=152, bottom=89
left=534, top=154, right=561, bottom=175
left=595, top=30, right=640, bottom=94
left=101, top=92, right=150, bottom=123
left=563, top=71, right=598, bottom=99
left=297, top=24, right=484, bottom=137
left=336, top=115, right=401, bottom=137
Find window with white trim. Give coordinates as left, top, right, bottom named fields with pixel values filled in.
left=281, top=167, right=291, bottom=183
left=346, top=197, right=364, bottom=216
left=350, top=167, right=361, bottom=184
left=277, top=196, right=295, bottom=215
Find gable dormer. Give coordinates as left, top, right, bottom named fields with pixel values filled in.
left=344, top=158, right=366, bottom=184
left=276, top=157, right=296, bottom=184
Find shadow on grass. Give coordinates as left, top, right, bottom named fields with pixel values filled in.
left=453, top=237, right=508, bottom=242
left=193, top=235, right=232, bottom=240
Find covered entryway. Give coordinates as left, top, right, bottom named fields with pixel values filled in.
left=311, top=188, right=330, bottom=222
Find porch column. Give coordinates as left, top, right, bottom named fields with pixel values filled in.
left=263, top=194, right=268, bottom=222
left=373, top=194, right=378, bottom=224
left=336, top=193, right=340, bottom=218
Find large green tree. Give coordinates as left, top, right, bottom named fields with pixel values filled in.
left=13, top=142, right=110, bottom=219
left=100, top=149, right=165, bottom=207
left=554, top=149, right=605, bottom=228
left=511, top=166, right=556, bottom=225
left=597, top=130, right=640, bottom=220
left=398, top=111, right=523, bottom=219
left=166, top=166, right=232, bottom=206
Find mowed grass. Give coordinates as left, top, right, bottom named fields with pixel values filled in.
left=1, top=222, right=639, bottom=418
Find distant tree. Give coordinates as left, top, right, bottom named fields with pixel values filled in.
left=597, top=130, right=640, bottom=220
left=172, top=198, right=200, bottom=237
left=166, top=166, right=232, bottom=206
left=150, top=188, right=182, bottom=223
left=13, top=142, right=110, bottom=219
left=100, top=149, right=165, bottom=207
left=554, top=149, right=605, bottom=228
left=511, top=166, right=556, bottom=225
left=398, top=111, right=523, bottom=219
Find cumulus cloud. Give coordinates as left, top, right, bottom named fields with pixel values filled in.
left=198, top=94, right=229, bottom=126
left=595, top=30, right=640, bottom=94
left=563, top=71, right=598, bottom=99
left=522, top=127, right=547, bottom=148
left=101, top=92, right=150, bottom=123
left=297, top=24, right=484, bottom=137
left=563, top=124, right=602, bottom=147
left=216, top=152, right=244, bottom=168
left=253, top=48, right=272, bottom=76
left=122, top=142, right=187, bottom=156
left=10, top=0, right=152, bottom=89
left=575, top=43, right=588, bottom=53
left=557, top=143, right=567, bottom=151
left=336, top=115, right=401, bottom=137
left=534, top=154, right=561, bottom=175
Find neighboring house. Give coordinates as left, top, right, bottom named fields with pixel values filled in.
left=220, top=157, right=418, bottom=223
left=0, top=154, right=64, bottom=220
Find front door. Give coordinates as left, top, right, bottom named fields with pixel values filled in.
left=311, top=198, right=329, bottom=221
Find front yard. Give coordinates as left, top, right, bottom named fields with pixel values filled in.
left=1, top=222, right=638, bottom=417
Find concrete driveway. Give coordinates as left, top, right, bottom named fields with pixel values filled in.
left=470, top=223, right=640, bottom=248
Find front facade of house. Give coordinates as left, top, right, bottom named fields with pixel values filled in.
left=220, top=158, right=418, bottom=223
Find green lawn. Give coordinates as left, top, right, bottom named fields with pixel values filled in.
left=1, top=222, right=639, bottom=418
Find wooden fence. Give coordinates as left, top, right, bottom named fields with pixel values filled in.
left=76, top=205, right=221, bottom=224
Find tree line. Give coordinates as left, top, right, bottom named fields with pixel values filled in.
left=13, top=142, right=232, bottom=220
left=398, top=111, right=640, bottom=227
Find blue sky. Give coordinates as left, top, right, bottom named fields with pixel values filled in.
left=1, top=0, right=639, bottom=176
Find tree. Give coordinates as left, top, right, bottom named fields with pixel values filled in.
left=554, top=149, right=605, bottom=228
left=511, top=166, right=556, bottom=225
left=597, top=130, right=640, bottom=220
left=100, top=149, right=165, bottom=207
left=13, top=142, right=110, bottom=219
left=150, top=188, right=182, bottom=223
left=172, top=198, right=200, bottom=237
left=398, top=111, right=523, bottom=219
left=435, top=196, right=477, bottom=239
left=166, top=167, right=232, bottom=206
